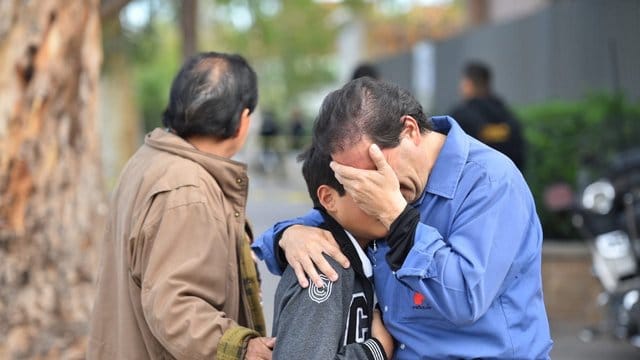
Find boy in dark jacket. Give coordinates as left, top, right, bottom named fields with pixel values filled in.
left=271, top=145, right=393, bottom=360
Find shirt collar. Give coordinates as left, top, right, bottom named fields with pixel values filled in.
left=413, top=116, right=469, bottom=205
left=344, top=231, right=373, bottom=278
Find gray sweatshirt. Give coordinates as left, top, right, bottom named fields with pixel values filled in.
left=271, top=213, right=387, bottom=360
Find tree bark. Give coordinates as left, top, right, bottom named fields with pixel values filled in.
left=0, top=0, right=104, bottom=358
left=180, top=0, right=198, bottom=60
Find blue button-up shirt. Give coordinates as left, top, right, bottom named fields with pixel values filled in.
left=253, top=116, right=553, bottom=359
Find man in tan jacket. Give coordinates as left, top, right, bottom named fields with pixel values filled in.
left=88, top=52, right=273, bottom=359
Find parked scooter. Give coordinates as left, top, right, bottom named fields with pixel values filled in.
left=545, top=149, right=640, bottom=348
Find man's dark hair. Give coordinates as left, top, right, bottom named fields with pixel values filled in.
left=298, top=144, right=345, bottom=209
left=351, top=63, right=379, bottom=80
left=162, top=52, right=258, bottom=139
left=463, top=61, right=492, bottom=93
left=312, top=77, right=432, bottom=155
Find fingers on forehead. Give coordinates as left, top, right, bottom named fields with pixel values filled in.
left=334, top=164, right=365, bottom=178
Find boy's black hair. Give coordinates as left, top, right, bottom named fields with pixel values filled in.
left=298, top=144, right=346, bottom=209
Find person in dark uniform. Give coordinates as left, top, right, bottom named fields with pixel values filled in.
left=271, top=144, right=393, bottom=360
left=450, top=61, right=526, bottom=171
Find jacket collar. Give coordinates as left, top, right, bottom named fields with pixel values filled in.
left=413, top=116, right=469, bottom=205
left=144, top=128, right=249, bottom=209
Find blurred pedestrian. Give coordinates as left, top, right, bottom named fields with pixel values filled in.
left=451, top=61, right=526, bottom=171
left=88, top=52, right=274, bottom=360
left=351, top=62, right=379, bottom=80
left=288, top=107, right=306, bottom=151
left=259, top=109, right=282, bottom=173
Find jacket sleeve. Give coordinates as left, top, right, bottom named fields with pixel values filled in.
left=136, top=188, right=258, bottom=360
left=251, top=209, right=324, bottom=275
left=272, top=257, right=386, bottom=360
left=394, top=175, right=539, bottom=326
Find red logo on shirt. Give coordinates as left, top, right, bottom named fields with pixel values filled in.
left=413, top=292, right=425, bottom=305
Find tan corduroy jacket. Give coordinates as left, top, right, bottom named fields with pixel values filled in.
left=88, top=128, right=265, bottom=360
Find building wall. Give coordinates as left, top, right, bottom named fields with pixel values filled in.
left=487, top=0, right=550, bottom=24
left=432, top=0, right=640, bottom=114
left=374, top=0, right=640, bottom=115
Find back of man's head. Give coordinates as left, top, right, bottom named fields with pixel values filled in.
left=312, top=77, right=432, bottom=155
left=162, top=52, right=258, bottom=139
left=299, top=144, right=345, bottom=209
left=463, top=61, right=492, bottom=94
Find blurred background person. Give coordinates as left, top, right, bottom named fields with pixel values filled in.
left=351, top=62, right=380, bottom=80
left=450, top=61, right=526, bottom=171
left=259, top=109, right=282, bottom=174
left=287, top=107, right=306, bottom=151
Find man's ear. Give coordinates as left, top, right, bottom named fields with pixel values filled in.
left=317, top=185, right=336, bottom=211
left=401, top=115, right=421, bottom=145
left=235, top=108, right=251, bottom=138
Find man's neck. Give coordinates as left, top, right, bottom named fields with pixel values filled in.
left=421, top=130, right=447, bottom=180
left=185, top=135, right=236, bottom=158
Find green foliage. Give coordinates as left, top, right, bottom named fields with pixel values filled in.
left=102, top=2, right=181, bottom=133
left=103, top=0, right=358, bottom=132
left=517, top=94, right=640, bottom=239
left=207, top=0, right=341, bottom=110
left=133, top=24, right=180, bottom=132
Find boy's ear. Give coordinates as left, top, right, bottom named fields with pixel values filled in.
left=317, top=185, right=336, bottom=211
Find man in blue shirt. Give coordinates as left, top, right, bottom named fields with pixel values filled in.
left=253, top=77, right=553, bottom=359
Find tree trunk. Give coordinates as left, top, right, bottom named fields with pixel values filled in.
left=0, top=1, right=104, bottom=358
left=180, top=0, right=198, bottom=60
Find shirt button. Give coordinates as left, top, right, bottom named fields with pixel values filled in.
left=234, top=212, right=240, bottom=217
left=400, top=344, right=405, bottom=350
left=236, top=178, right=243, bottom=184
left=392, top=271, right=396, bottom=275
left=384, top=305, right=388, bottom=312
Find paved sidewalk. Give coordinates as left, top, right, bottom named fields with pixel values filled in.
left=550, top=321, right=639, bottom=359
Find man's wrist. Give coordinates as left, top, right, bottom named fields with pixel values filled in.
left=380, top=196, right=407, bottom=230
left=217, top=326, right=260, bottom=360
